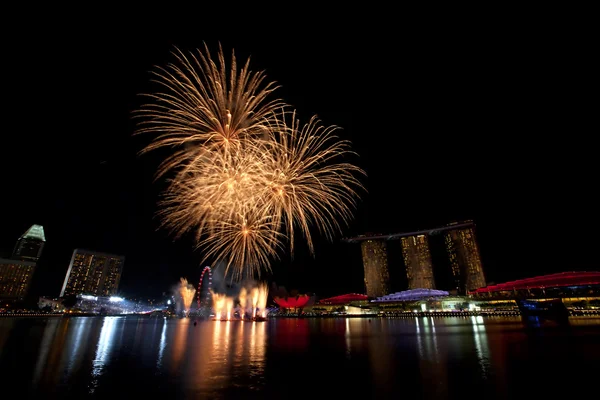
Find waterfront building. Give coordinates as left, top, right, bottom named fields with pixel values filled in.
left=38, top=296, right=65, bottom=311
left=12, top=224, right=45, bottom=262
left=0, top=225, right=46, bottom=302
left=444, top=222, right=486, bottom=293
left=345, top=221, right=488, bottom=295
left=401, top=234, right=436, bottom=289
left=360, top=239, right=391, bottom=297
left=470, top=271, right=600, bottom=299
left=60, top=249, right=125, bottom=297
left=0, top=258, right=36, bottom=301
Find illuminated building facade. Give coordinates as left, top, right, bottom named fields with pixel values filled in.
left=0, top=225, right=46, bottom=302
left=360, top=240, right=390, bottom=297
left=0, top=258, right=36, bottom=301
left=401, top=235, right=436, bottom=289
left=444, top=224, right=486, bottom=294
left=60, top=249, right=125, bottom=297
left=12, top=224, right=45, bottom=262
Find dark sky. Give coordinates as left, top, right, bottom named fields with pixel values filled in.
left=1, top=15, right=597, bottom=299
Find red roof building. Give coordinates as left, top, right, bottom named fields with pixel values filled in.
left=317, top=293, right=368, bottom=305
left=470, top=271, right=600, bottom=294
left=273, top=295, right=311, bottom=309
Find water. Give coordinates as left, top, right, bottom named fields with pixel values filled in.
left=1, top=316, right=599, bottom=399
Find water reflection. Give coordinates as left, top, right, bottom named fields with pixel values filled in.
left=183, top=319, right=267, bottom=396
left=31, top=318, right=61, bottom=387
left=344, top=318, right=352, bottom=359
left=92, top=317, right=120, bottom=377
left=1, top=316, right=599, bottom=399
left=417, top=317, right=448, bottom=398
left=88, top=317, right=121, bottom=395
left=64, top=318, right=93, bottom=376
left=364, top=319, right=397, bottom=393
left=29, top=317, right=72, bottom=392
left=271, top=318, right=309, bottom=351
left=172, top=317, right=190, bottom=370
left=0, top=319, right=15, bottom=359
left=249, top=321, right=266, bottom=367
left=156, top=318, right=167, bottom=369
left=471, top=315, right=491, bottom=378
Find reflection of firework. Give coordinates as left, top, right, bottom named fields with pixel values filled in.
left=136, top=43, right=365, bottom=280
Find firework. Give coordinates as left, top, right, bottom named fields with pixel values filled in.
left=134, top=42, right=286, bottom=178
left=257, top=109, right=366, bottom=256
left=135, top=43, right=366, bottom=280
left=178, top=278, right=196, bottom=317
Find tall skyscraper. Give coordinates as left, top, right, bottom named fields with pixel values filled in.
left=60, top=249, right=125, bottom=297
left=401, top=234, right=436, bottom=289
left=360, top=239, right=390, bottom=297
left=12, top=224, right=45, bottom=262
left=0, top=258, right=36, bottom=301
left=444, top=222, right=486, bottom=294
left=1, top=225, right=45, bottom=302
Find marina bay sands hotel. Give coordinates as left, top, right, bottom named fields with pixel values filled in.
left=344, top=220, right=487, bottom=297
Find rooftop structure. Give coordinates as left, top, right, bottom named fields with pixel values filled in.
left=372, top=288, right=450, bottom=302
left=470, top=271, right=600, bottom=294
left=318, top=293, right=368, bottom=305
left=273, top=295, right=311, bottom=310
left=12, top=224, right=45, bottom=262
left=343, top=221, right=475, bottom=243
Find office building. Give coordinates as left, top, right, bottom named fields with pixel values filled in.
left=0, top=225, right=45, bottom=302
left=60, top=249, right=125, bottom=297
left=0, top=258, right=36, bottom=301
left=12, top=224, right=45, bottom=262
left=401, top=234, right=436, bottom=289
left=360, top=239, right=390, bottom=297
left=445, top=222, right=486, bottom=293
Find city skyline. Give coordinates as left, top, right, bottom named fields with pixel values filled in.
left=1, top=25, right=597, bottom=298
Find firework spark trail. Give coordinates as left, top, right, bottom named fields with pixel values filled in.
left=258, top=109, right=366, bottom=255
left=178, top=278, right=196, bottom=316
left=135, top=43, right=366, bottom=280
left=135, top=42, right=286, bottom=178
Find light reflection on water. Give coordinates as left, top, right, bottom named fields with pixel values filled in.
left=92, top=317, right=120, bottom=377
left=156, top=318, right=167, bottom=369
left=0, top=315, right=599, bottom=399
left=471, top=315, right=491, bottom=378
left=90, top=317, right=122, bottom=394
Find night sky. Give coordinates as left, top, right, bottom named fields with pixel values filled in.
left=1, top=16, right=597, bottom=300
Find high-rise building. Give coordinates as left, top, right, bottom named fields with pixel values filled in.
left=0, top=225, right=46, bottom=302
left=0, top=258, right=36, bottom=301
left=12, top=224, right=46, bottom=262
left=360, top=239, right=390, bottom=297
left=444, top=222, right=486, bottom=294
left=401, top=234, right=436, bottom=289
left=60, top=249, right=125, bottom=297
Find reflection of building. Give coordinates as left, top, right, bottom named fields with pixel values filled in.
left=445, top=223, right=486, bottom=294
left=401, top=235, right=435, bottom=289
left=60, top=249, right=125, bottom=297
left=12, top=225, right=46, bottom=262
left=360, top=240, right=390, bottom=297
left=0, top=225, right=46, bottom=302
left=0, top=258, right=36, bottom=301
